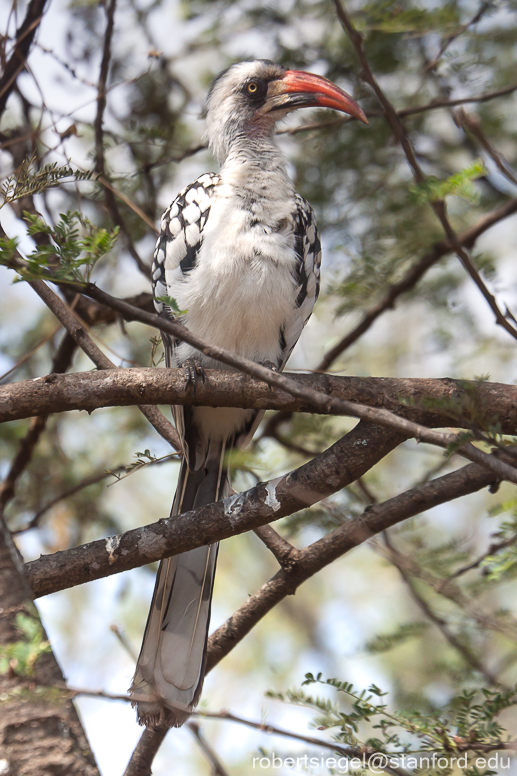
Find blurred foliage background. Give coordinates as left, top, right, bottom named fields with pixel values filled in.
left=2, top=0, right=517, bottom=773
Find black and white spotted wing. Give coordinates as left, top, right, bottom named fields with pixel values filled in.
left=152, top=172, right=221, bottom=319
left=151, top=173, right=221, bottom=448
left=280, top=194, right=321, bottom=367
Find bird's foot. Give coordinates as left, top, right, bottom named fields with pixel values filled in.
left=183, top=359, right=206, bottom=391
left=259, top=360, right=279, bottom=372
left=258, top=360, right=280, bottom=390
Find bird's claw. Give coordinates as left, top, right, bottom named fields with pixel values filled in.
left=259, top=360, right=279, bottom=390
left=184, top=359, right=206, bottom=391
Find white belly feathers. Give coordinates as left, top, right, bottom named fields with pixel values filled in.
left=170, top=191, right=300, bottom=369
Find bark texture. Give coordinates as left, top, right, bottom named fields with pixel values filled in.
left=2, top=369, right=517, bottom=431
left=26, top=422, right=404, bottom=598
left=0, top=516, right=100, bottom=776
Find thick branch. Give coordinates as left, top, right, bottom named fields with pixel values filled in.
left=3, top=369, right=517, bottom=433
left=4, top=260, right=515, bottom=482
left=7, top=256, right=517, bottom=482
left=123, top=728, right=168, bottom=776
left=41, top=285, right=517, bottom=483
left=26, top=423, right=405, bottom=597
left=205, top=461, right=498, bottom=671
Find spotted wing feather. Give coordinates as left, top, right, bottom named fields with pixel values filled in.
left=152, top=173, right=221, bottom=445
left=280, top=194, right=321, bottom=367
left=152, top=172, right=221, bottom=318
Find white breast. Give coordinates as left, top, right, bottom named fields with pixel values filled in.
left=170, top=180, right=300, bottom=369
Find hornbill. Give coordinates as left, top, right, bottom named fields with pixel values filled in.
left=130, top=59, right=367, bottom=727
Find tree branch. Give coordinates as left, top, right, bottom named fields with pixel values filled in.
left=93, top=0, right=116, bottom=178
left=254, top=524, right=296, bottom=568
left=0, top=508, right=100, bottom=774
left=187, top=722, right=231, bottom=776
left=25, top=422, right=405, bottom=597
left=397, top=80, right=517, bottom=117
left=28, top=280, right=181, bottom=451
left=0, top=0, right=49, bottom=118
left=332, top=0, right=517, bottom=345
left=4, top=256, right=515, bottom=484
left=205, top=460, right=498, bottom=670
left=0, top=331, right=76, bottom=509
left=123, top=727, right=168, bottom=776
left=194, top=710, right=403, bottom=774
left=382, top=531, right=501, bottom=686
left=0, top=267, right=512, bottom=481
left=105, top=457, right=499, bottom=775
left=3, top=369, right=517, bottom=430
left=424, top=1, right=492, bottom=73
left=92, top=0, right=151, bottom=278
left=5, top=364, right=517, bottom=481
left=316, top=195, right=517, bottom=371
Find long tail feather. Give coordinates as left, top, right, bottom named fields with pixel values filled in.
left=130, top=445, right=227, bottom=727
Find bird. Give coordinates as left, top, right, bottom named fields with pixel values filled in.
left=130, top=59, right=367, bottom=728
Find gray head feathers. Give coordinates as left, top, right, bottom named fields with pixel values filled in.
left=203, top=60, right=286, bottom=164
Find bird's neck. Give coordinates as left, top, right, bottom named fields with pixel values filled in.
left=220, top=132, right=295, bottom=204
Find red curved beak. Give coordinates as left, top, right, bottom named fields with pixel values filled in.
left=262, top=69, right=368, bottom=125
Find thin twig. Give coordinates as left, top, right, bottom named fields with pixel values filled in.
left=396, top=79, right=517, bottom=117
left=12, top=465, right=125, bottom=533
left=446, top=533, right=517, bottom=582
left=110, top=624, right=138, bottom=662
left=379, top=543, right=517, bottom=643
left=194, top=710, right=405, bottom=775
left=316, top=194, right=517, bottom=371
left=424, top=2, right=492, bottom=73
left=0, top=322, right=61, bottom=383
left=455, top=108, right=517, bottom=187
left=187, top=722, right=231, bottom=776
left=93, top=0, right=150, bottom=278
left=382, top=531, right=501, bottom=687
left=0, top=330, right=76, bottom=510
left=254, top=525, right=297, bottom=568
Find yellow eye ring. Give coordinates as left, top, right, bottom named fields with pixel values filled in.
left=247, top=82, right=258, bottom=93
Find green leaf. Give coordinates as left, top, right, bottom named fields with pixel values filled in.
left=410, top=160, right=488, bottom=205
left=1, top=156, right=93, bottom=208
left=365, top=622, right=430, bottom=654
left=1, top=211, right=119, bottom=284
left=154, top=295, right=187, bottom=315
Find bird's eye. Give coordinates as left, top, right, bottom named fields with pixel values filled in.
left=247, top=82, right=258, bottom=94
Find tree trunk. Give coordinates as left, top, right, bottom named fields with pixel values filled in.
left=0, top=513, right=100, bottom=776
